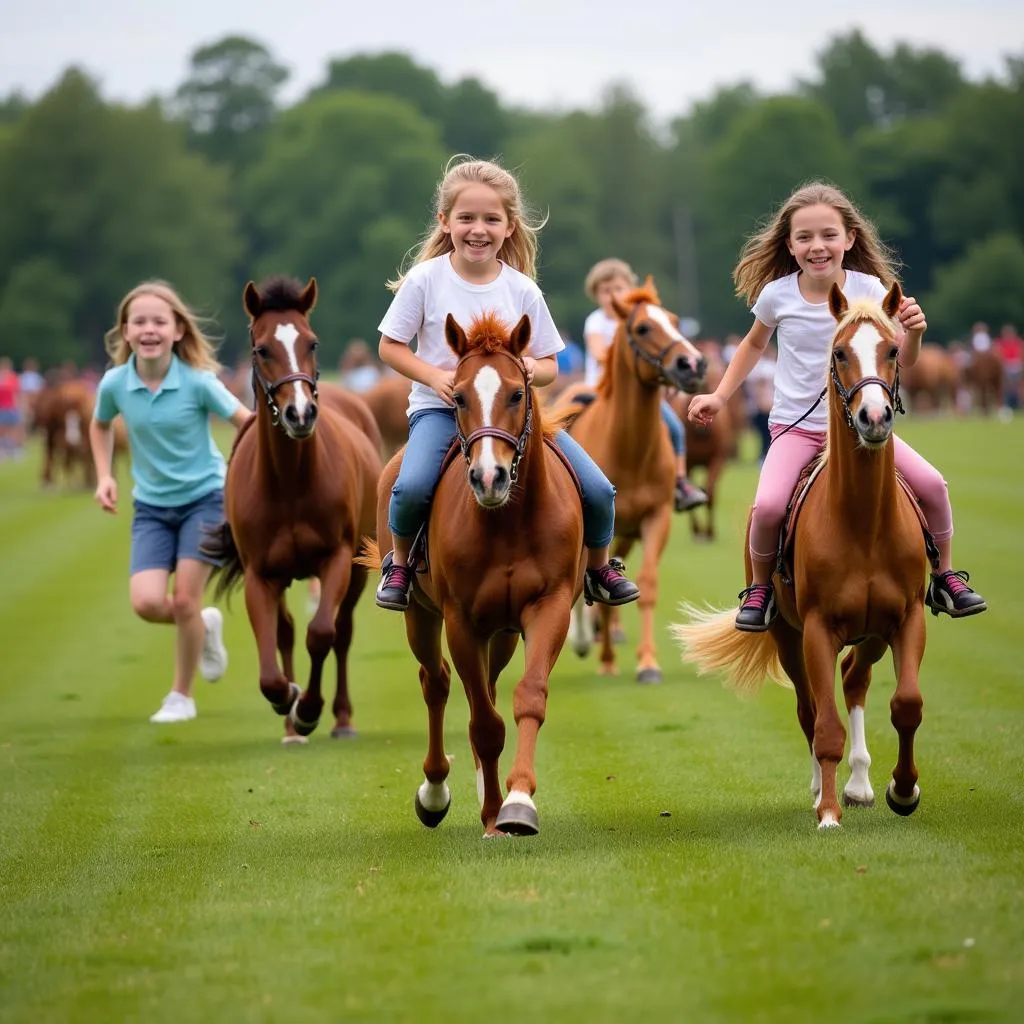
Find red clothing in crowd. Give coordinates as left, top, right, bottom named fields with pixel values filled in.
left=996, top=332, right=1023, bottom=371
left=0, top=368, right=21, bottom=411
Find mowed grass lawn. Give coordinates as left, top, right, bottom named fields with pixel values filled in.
left=1, top=416, right=1022, bottom=1023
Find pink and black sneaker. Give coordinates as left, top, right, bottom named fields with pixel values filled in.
left=735, top=583, right=777, bottom=632
left=583, top=558, right=640, bottom=607
left=925, top=570, right=987, bottom=618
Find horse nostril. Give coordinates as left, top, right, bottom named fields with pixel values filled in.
left=857, top=406, right=872, bottom=427
left=306, top=404, right=318, bottom=426
left=494, top=465, right=508, bottom=488
left=469, top=466, right=482, bottom=489
left=283, top=405, right=300, bottom=426
left=697, top=358, right=708, bottom=378
left=883, top=406, right=893, bottom=424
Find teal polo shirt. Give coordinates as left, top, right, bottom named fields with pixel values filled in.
left=95, top=354, right=241, bottom=507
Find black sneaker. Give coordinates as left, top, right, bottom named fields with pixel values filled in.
left=675, top=476, right=708, bottom=513
left=375, top=551, right=413, bottom=611
left=735, top=583, right=777, bottom=632
left=925, top=570, right=987, bottom=618
left=583, top=558, right=640, bottom=607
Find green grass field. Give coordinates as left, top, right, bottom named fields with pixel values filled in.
left=1, top=417, right=1022, bottom=1023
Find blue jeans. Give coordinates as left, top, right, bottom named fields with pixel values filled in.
left=661, top=400, right=685, bottom=457
left=130, top=489, right=225, bottom=575
left=388, top=408, right=615, bottom=548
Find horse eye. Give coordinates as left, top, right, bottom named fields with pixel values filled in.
left=453, top=393, right=467, bottom=409
left=510, top=389, right=524, bottom=404
left=255, top=346, right=270, bottom=359
left=309, top=340, right=319, bottom=353
left=833, top=349, right=846, bottom=363
left=888, top=346, right=899, bottom=360
left=635, top=323, right=650, bottom=336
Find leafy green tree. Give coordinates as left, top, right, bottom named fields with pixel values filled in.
left=0, top=259, right=82, bottom=365
left=442, top=77, right=509, bottom=159
left=242, top=90, right=445, bottom=351
left=924, top=233, right=1024, bottom=339
left=314, top=52, right=447, bottom=123
left=170, top=36, right=289, bottom=169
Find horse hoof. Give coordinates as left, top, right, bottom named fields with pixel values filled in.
left=272, top=682, right=301, bottom=716
left=414, top=792, right=450, bottom=829
left=330, top=724, right=357, bottom=739
left=289, top=704, right=319, bottom=737
left=280, top=734, right=309, bottom=746
left=885, top=780, right=920, bottom=816
left=842, top=791, right=875, bottom=808
left=636, top=667, right=662, bottom=685
left=495, top=802, right=540, bottom=836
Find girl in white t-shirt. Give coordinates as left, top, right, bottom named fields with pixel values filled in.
left=688, top=181, right=986, bottom=631
left=373, top=157, right=639, bottom=612
left=582, top=258, right=707, bottom=512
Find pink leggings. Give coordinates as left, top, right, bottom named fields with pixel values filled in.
left=749, top=425, right=953, bottom=564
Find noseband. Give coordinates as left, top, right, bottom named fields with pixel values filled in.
left=455, top=349, right=533, bottom=483
left=249, top=323, right=320, bottom=428
left=830, top=351, right=905, bottom=431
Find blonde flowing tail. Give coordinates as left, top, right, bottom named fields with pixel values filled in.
left=671, top=604, right=789, bottom=695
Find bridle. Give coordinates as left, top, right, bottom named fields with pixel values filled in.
left=455, top=349, right=532, bottom=483
left=249, top=322, right=320, bottom=428
left=830, top=348, right=905, bottom=431
left=623, top=303, right=706, bottom=386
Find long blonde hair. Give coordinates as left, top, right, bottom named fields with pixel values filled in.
left=387, top=156, right=545, bottom=292
left=733, top=181, right=900, bottom=306
left=104, top=280, right=222, bottom=372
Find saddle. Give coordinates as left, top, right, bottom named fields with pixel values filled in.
left=775, top=447, right=940, bottom=586
left=407, top=436, right=584, bottom=576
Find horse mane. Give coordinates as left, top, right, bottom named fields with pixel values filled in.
left=596, top=285, right=659, bottom=400
left=255, top=275, right=308, bottom=312
left=834, top=298, right=898, bottom=341
left=464, top=312, right=557, bottom=438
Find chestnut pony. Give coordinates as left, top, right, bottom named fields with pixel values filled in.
left=362, top=312, right=584, bottom=837
left=675, top=283, right=931, bottom=828
left=559, top=279, right=705, bottom=682
left=203, top=276, right=382, bottom=741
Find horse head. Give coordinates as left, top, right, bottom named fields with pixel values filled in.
left=611, top=277, right=707, bottom=393
left=828, top=282, right=904, bottom=448
left=243, top=276, right=321, bottom=439
left=445, top=311, right=533, bottom=509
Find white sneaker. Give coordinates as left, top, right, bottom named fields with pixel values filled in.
left=149, top=691, right=196, bottom=723
left=199, top=607, right=228, bottom=682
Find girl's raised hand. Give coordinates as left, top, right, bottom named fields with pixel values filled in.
left=687, top=392, right=724, bottom=427
left=95, top=475, right=118, bottom=514
left=898, top=296, right=927, bottom=333
left=431, top=368, right=456, bottom=407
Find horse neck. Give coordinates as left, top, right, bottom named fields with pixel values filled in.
left=255, top=401, right=317, bottom=482
left=824, top=390, right=898, bottom=536
left=605, top=335, right=664, bottom=454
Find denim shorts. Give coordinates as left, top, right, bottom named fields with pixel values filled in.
left=130, top=489, right=225, bottom=575
left=0, top=409, right=19, bottom=426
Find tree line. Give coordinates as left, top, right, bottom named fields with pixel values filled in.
left=1, top=32, right=1022, bottom=368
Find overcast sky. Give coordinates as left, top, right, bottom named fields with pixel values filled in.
left=2, top=1, right=1021, bottom=122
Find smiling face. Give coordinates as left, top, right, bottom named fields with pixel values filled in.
left=787, top=203, right=855, bottom=286
left=124, top=293, right=184, bottom=367
left=440, top=183, right=514, bottom=275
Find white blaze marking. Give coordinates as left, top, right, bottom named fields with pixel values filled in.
left=646, top=305, right=702, bottom=361
left=848, top=324, right=888, bottom=421
left=274, top=321, right=310, bottom=419
left=472, top=365, right=502, bottom=484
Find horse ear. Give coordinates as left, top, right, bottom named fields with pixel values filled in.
left=882, top=281, right=902, bottom=319
left=828, top=283, right=848, bottom=321
left=610, top=294, right=631, bottom=321
left=509, top=314, right=531, bottom=357
left=243, top=281, right=261, bottom=320
left=445, top=313, right=468, bottom=357
left=643, top=274, right=661, bottom=304
left=300, top=277, right=318, bottom=314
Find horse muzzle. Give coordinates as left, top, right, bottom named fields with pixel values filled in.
left=854, top=402, right=894, bottom=447
left=280, top=400, right=319, bottom=439
left=666, top=354, right=707, bottom=395
left=468, top=462, right=511, bottom=508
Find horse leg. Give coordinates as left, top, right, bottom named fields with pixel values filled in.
left=407, top=601, right=453, bottom=827
left=446, top=615, right=505, bottom=837
left=703, top=455, right=726, bottom=542
left=495, top=595, right=573, bottom=836
left=841, top=637, right=887, bottom=808
left=802, top=612, right=844, bottom=827
left=476, top=632, right=519, bottom=809
left=568, top=595, right=592, bottom=658
left=886, top=603, right=926, bottom=815
left=772, top=617, right=818, bottom=802
left=291, top=547, right=351, bottom=736
left=609, top=538, right=631, bottom=644
left=635, top=505, right=672, bottom=684
left=330, top=564, right=367, bottom=739
left=277, top=598, right=308, bottom=745
left=243, top=571, right=296, bottom=718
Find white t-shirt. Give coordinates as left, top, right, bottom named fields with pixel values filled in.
left=751, top=270, right=888, bottom=432
left=582, top=308, right=619, bottom=387
left=378, top=255, right=564, bottom=416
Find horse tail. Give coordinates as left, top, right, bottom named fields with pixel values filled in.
left=671, top=604, right=788, bottom=695
left=200, top=521, right=244, bottom=601
left=354, top=537, right=382, bottom=572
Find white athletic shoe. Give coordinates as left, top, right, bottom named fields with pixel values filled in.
left=199, top=607, right=228, bottom=682
left=149, top=691, right=197, bottom=724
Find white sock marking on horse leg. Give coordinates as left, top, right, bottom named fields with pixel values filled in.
left=476, top=768, right=485, bottom=808
left=501, top=790, right=536, bottom=812
left=818, top=811, right=840, bottom=829
left=810, top=753, right=822, bottom=804
left=274, top=321, right=310, bottom=418
left=844, top=705, right=874, bottom=804
left=570, top=595, right=591, bottom=656
left=417, top=779, right=451, bottom=812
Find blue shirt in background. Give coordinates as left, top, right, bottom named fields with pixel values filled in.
left=95, top=354, right=241, bottom=507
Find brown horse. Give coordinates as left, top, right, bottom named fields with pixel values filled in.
left=361, top=374, right=412, bottom=456
left=203, top=276, right=382, bottom=741
left=675, top=282, right=931, bottom=828
left=363, top=312, right=584, bottom=837
left=558, top=279, right=705, bottom=682
left=963, top=348, right=1004, bottom=414
left=900, top=343, right=959, bottom=413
